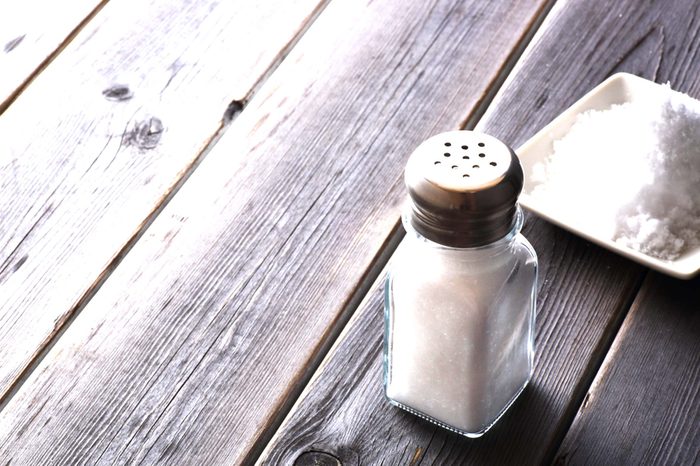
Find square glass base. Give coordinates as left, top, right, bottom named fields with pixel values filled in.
left=386, top=378, right=530, bottom=438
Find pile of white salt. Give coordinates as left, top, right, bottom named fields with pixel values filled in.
left=529, top=85, right=700, bottom=261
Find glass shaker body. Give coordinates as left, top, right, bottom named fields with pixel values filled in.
left=384, top=207, right=537, bottom=437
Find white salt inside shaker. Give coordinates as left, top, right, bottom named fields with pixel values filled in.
left=384, top=130, right=537, bottom=437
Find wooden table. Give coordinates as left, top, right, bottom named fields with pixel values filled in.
left=0, top=0, right=698, bottom=464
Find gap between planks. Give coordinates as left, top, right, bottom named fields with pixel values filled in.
left=0, top=0, right=334, bottom=414
left=0, top=0, right=110, bottom=116
left=242, top=0, right=559, bottom=462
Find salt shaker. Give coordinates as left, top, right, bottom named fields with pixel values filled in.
left=384, top=130, right=537, bottom=437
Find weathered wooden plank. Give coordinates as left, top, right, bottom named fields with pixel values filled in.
left=0, top=0, right=105, bottom=112
left=0, top=0, right=327, bottom=400
left=0, top=0, right=552, bottom=463
left=554, top=274, right=700, bottom=466
left=260, top=0, right=700, bottom=463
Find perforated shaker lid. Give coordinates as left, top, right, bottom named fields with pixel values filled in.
left=404, top=130, right=523, bottom=248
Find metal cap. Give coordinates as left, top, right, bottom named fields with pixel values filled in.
left=405, top=130, right=523, bottom=248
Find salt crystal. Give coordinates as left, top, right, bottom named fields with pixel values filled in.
left=529, top=84, right=700, bottom=261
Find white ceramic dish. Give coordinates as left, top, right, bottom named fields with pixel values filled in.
left=517, top=72, right=700, bottom=279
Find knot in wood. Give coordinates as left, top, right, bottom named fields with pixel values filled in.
left=223, top=99, right=244, bottom=123
left=102, top=84, right=133, bottom=101
left=294, top=451, right=343, bottom=466
left=122, top=117, right=164, bottom=150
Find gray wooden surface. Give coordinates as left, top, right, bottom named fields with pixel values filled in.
left=0, top=0, right=551, bottom=464
left=1, top=0, right=699, bottom=464
left=260, top=0, right=700, bottom=463
left=0, top=0, right=325, bottom=401
left=554, top=274, right=700, bottom=466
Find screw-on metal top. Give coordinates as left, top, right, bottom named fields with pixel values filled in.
left=405, top=130, right=524, bottom=247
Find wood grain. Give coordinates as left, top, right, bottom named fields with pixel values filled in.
left=0, top=0, right=326, bottom=400
left=260, top=0, right=700, bottom=463
left=0, top=0, right=552, bottom=464
left=0, top=0, right=105, bottom=112
left=554, top=274, right=700, bottom=466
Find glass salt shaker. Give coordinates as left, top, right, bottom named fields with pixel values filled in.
left=384, top=130, right=537, bottom=437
